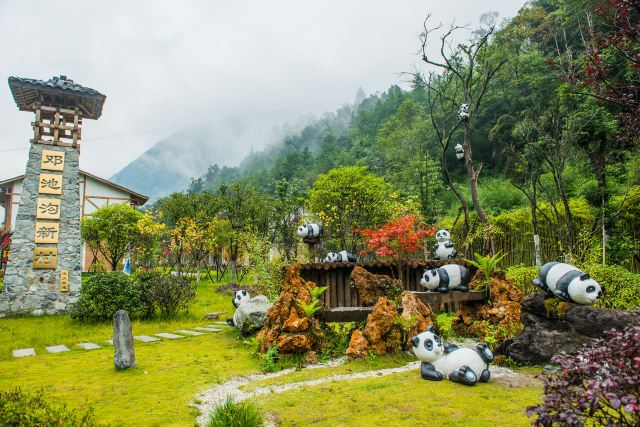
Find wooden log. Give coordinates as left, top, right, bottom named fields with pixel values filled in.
left=320, top=307, right=373, bottom=323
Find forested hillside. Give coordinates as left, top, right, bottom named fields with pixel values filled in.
left=160, top=0, right=639, bottom=270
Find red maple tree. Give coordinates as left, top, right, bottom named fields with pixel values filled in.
left=357, top=213, right=436, bottom=283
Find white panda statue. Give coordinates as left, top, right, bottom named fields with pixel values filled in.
left=420, top=264, right=470, bottom=293
left=433, top=229, right=457, bottom=260
left=324, top=250, right=357, bottom=263
left=458, top=104, right=470, bottom=122
left=412, top=328, right=493, bottom=386
left=232, top=289, right=250, bottom=308
left=297, top=223, right=323, bottom=239
left=454, top=143, right=464, bottom=160
left=533, top=262, right=603, bottom=305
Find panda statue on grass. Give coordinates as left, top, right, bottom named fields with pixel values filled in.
left=412, top=328, right=493, bottom=386
left=433, top=229, right=457, bottom=260
left=533, top=262, right=603, bottom=305
left=324, top=250, right=357, bottom=263
left=420, top=264, right=470, bottom=293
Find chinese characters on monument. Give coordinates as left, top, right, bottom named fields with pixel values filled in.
left=33, top=149, right=64, bottom=275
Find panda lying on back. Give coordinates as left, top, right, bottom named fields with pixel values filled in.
left=533, top=262, right=602, bottom=305
left=412, top=328, right=493, bottom=386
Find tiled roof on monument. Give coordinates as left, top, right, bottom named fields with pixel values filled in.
left=8, top=75, right=106, bottom=119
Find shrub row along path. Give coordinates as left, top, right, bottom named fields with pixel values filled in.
left=194, top=358, right=524, bottom=426
left=11, top=322, right=229, bottom=358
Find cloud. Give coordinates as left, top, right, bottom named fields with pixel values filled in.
left=0, top=0, right=527, bottom=179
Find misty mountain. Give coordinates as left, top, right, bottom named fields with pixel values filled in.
left=109, top=127, right=250, bottom=203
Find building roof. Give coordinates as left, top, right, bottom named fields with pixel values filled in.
left=0, top=170, right=148, bottom=206
left=8, top=75, right=106, bottom=119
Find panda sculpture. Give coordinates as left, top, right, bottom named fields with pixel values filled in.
left=232, top=290, right=250, bottom=308
left=412, top=328, right=493, bottom=386
left=296, top=223, right=323, bottom=239
left=227, top=290, right=251, bottom=326
left=458, top=104, right=470, bottom=122
left=420, top=264, right=470, bottom=293
left=533, top=262, right=602, bottom=305
left=433, top=229, right=457, bottom=260
left=324, top=250, right=357, bottom=263
left=454, top=143, right=464, bottom=160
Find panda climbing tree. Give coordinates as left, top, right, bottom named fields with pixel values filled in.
left=419, top=15, right=508, bottom=251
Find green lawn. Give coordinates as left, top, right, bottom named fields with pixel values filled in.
left=0, top=276, right=542, bottom=426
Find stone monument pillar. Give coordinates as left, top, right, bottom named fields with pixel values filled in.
left=0, top=76, right=106, bottom=316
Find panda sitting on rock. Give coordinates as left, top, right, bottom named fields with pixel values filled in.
left=533, top=262, right=603, bottom=305
left=227, top=290, right=250, bottom=326
left=412, top=328, right=493, bottom=386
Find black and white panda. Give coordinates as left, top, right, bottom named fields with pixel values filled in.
left=324, top=250, right=357, bottom=263
left=420, top=264, right=470, bottom=293
left=433, top=229, right=457, bottom=260
left=232, top=290, right=250, bottom=308
left=296, top=223, right=323, bottom=239
left=458, top=104, right=470, bottom=122
left=454, top=143, right=464, bottom=160
left=412, top=328, right=493, bottom=386
left=533, top=262, right=602, bottom=305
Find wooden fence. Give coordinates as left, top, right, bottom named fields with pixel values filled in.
left=299, top=259, right=484, bottom=322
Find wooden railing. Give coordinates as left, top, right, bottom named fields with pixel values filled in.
left=299, top=259, right=484, bottom=322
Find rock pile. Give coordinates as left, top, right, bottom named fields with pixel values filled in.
left=350, top=266, right=403, bottom=306
left=347, top=292, right=432, bottom=358
left=257, top=263, right=323, bottom=354
left=497, top=293, right=640, bottom=364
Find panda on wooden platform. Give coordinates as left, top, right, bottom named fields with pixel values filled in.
left=433, top=229, right=457, bottom=260
left=324, top=250, right=357, bottom=263
left=412, top=328, right=493, bottom=386
left=296, top=223, right=323, bottom=239
left=533, top=262, right=602, bottom=305
left=420, top=264, right=470, bottom=293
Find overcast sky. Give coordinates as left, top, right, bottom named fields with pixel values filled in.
left=0, top=0, right=527, bottom=179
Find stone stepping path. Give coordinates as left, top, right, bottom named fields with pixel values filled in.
left=155, top=332, right=185, bottom=340
left=194, top=327, right=222, bottom=332
left=13, top=348, right=36, bottom=358
left=76, top=342, right=101, bottom=350
left=176, top=329, right=205, bottom=336
left=134, top=335, right=160, bottom=343
left=11, top=324, right=225, bottom=358
left=46, top=345, right=70, bottom=353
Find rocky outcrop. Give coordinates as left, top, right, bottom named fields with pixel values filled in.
left=453, top=274, right=523, bottom=343
left=257, top=263, right=322, bottom=354
left=346, top=292, right=433, bottom=358
left=233, top=296, right=272, bottom=334
left=350, top=266, right=403, bottom=307
left=497, top=293, right=640, bottom=364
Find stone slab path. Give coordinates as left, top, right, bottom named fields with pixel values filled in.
left=46, top=345, right=70, bottom=353
left=11, top=324, right=226, bottom=358
left=135, top=335, right=160, bottom=343
left=154, top=332, right=185, bottom=340
left=76, top=342, right=101, bottom=350
left=176, top=330, right=205, bottom=336
left=13, top=348, right=36, bottom=358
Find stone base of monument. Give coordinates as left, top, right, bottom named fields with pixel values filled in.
left=496, top=293, right=640, bottom=364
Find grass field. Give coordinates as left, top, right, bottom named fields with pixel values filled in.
left=0, top=275, right=542, bottom=426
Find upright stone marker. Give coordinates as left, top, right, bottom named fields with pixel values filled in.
left=0, top=76, right=106, bottom=317
left=113, top=310, right=136, bottom=370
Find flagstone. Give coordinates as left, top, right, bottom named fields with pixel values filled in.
left=77, top=342, right=101, bottom=350
left=46, top=345, right=70, bottom=353
left=175, top=329, right=205, bottom=336
left=134, top=335, right=160, bottom=342
left=194, top=327, right=222, bottom=332
left=154, top=332, right=184, bottom=339
left=12, top=348, right=36, bottom=358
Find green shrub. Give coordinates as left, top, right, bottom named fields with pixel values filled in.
left=207, top=397, right=264, bottom=427
left=259, top=346, right=279, bottom=373
left=71, top=272, right=141, bottom=321
left=581, top=263, right=640, bottom=310
left=137, top=272, right=197, bottom=318
left=318, top=323, right=352, bottom=361
left=505, top=265, right=540, bottom=296
left=0, top=388, right=96, bottom=427
left=435, top=312, right=457, bottom=340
